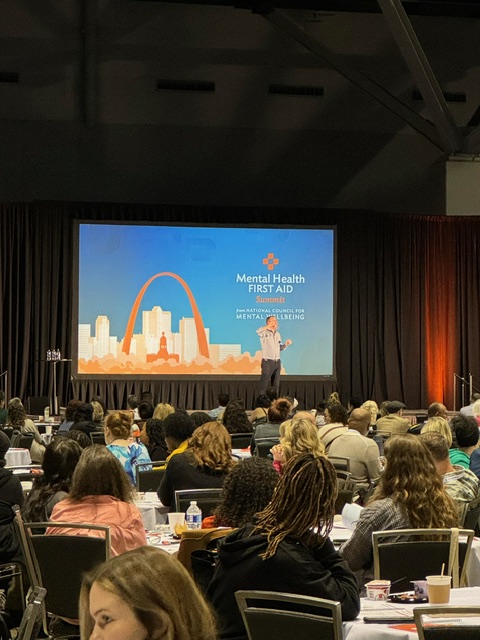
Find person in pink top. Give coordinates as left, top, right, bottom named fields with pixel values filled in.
left=47, top=445, right=147, bottom=556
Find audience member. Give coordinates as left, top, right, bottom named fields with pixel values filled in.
left=347, top=396, right=363, bottom=414
left=328, top=391, right=341, bottom=404
left=473, top=398, right=480, bottom=426
left=207, top=454, right=360, bottom=639
left=421, top=416, right=453, bottom=447
left=162, top=411, right=196, bottom=464
left=420, top=432, right=479, bottom=521
left=72, top=420, right=102, bottom=437
left=72, top=402, right=94, bottom=424
left=204, top=457, right=278, bottom=528
left=79, top=546, right=217, bottom=640
left=340, top=435, right=458, bottom=586
left=318, top=402, right=348, bottom=451
left=209, top=393, right=229, bottom=420
left=0, top=430, right=23, bottom=507
left=7, top=397, right=45, bottom=463
left=460, top=393, right=480, bottom=417
left=0, top=390, right=8, bottom=425
left=375, top=400, right=410, bottom=435
left=250, top=398, right=292, bottom=455
left=63, top=429, right=93, bottom=449
left=361, top=399, right=379, bottom=428
left=190, top=411, right=212, bottom=428
left=312, top=400, right=327, bottom=427
left=91, top=400, right=105, bottom=429
left=426, top=402, right=449, bottom=421
left=328, top=408, right=382, bottom=489
left=158, top=422, right=235, bottom=508
left=153, top=402, right=175, bottom=421
left=126, top=394, right=140, bottom=421
left=57, top=399, right=83, bottom=433
left=104, top=411, right=151, bottom=485
left=139, top=418, right=168, bottom=462
left=22, top=438, right=83, bottom=523
left=265, top=386, right=278, bottom=403
left=47, top=445, right=147, bottom=556
left=222, top=399, right=252, bottom=434
left=450, top=415, right=479, bottom=469
left=248, top=394, right=271, bottom=426
left=271, top=417, right=325, bottom=474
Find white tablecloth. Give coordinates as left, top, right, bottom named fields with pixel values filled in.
left=343, top=586, right=480, bottom=640
left=135, top=492, right=169, bottom=528
left=5, top=448, right=31, bottom=466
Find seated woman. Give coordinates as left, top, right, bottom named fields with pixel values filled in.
left=22, top=438, right=83, bottom=523
left=203, top=456, right=278, bottom=528
left=47, top=445, right=147, bottom=556
left=340, top=434, right=459, bottom=586
left=0, top=430, right=23, bottom=508
left=250, top=398, right=292, bottom=455
left=248, top=395, right=271, bottom=426
left=6, top=397, right=45, bottom=463
left=139, top=418, right=168, bottom=462
left=104, top=410, right=151, bottom=485
left=221, top=399, right=252, bottom=434
left=79, top=546, right=217, bottom=640
left=206, top=453, right=360, bottom=639
left=271, top=416, right=325, bottom=474
left=421, top=416, right=453, bottom=447
left=158, top=422, right=235, bottom=508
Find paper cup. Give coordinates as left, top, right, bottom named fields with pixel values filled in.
left=426, top=575, right=451, bottom=604
left=45, top=425, right=52, bottom=435
left=365, top=580, right=391, bottom=600
left=167, top=512, right=185, bottom=530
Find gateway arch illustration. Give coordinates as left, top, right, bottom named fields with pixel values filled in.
left=122, top=272, right=210, bottom=359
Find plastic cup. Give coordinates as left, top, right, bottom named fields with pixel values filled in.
left=167, top=512, right=185, bottom=531
left=426, top=575, right=451, bottom=604
left=365, top=580, right=391, bottom=600
left=45, top=425, right=52, bottom=435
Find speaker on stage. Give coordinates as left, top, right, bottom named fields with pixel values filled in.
left=27, top=396, right=50, bottom=416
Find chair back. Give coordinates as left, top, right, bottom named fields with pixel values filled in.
left=462, top=496, right=480, bottom=535
left=414, top=605, right=480, bottom=640
left=373, top=528, right=474, bottom=591
left=174, top=488, right=223, bottom=517
left=230, top=433, right=253, bottom=449
left=89, top=431, right=106, bottom=445
left=135, top=464, right=166, bottom=492
left=334, top=479, right=356, bottom=515
left=235, top=590, right=343, bottom=640
left=18, top=518, right=110, bottom=626
left=255, top=438, right=279, bottom=459
left=329, top=456, right=351, bottom=472
left=176, top=527, right=236, bottom=574
left=15, top=586, right=46, bottom=640
left=11, top=434, right=34, bottom=450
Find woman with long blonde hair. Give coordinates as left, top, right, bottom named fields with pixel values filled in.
left=340, top=434, right=458, bottom=584
left=421, top=416, right=453, bottom=448
left=271, top=417, right=325, bottom=474
left=158, top=421, right=235, bottom=508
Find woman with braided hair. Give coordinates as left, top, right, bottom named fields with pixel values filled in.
left=207, top=453, right=360, bottom=640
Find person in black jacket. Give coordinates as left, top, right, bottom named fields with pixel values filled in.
left=206, top=453, right=360, bottom=640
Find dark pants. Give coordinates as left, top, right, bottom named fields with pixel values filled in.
left=258, top=359, right=281, bottom=396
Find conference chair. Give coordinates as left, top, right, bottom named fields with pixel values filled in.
left=10, top=434, right=34, bottom=450
left=334, top=479, right=356, bottom=515
left=329, top=456, right=351, bottom=473
left=254, top=438, right=280, bottom=459
left=89, top=431, right=106, bottom=445
left=230, top=433, right=254, bottom=449
left=15, top=586, right=46, bottom=640
left=176, top=527, right=236, bottom=577
left=0, top=562, right=25, bottom=633
left=14, top=510, right=110, bottom=637
left=174, top=488, right=223, bottom=517
left=373, top=528, right=474, bottom=592
left=462, top=496, right=480, bottom=535
left=135, top=463, right=166, bottom=492
left=235, top=591, right=343, bottom=640
left=414, top=606, right=480, bottom=640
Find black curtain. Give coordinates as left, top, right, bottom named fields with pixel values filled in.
left=1, top=201, right=479, bottom=411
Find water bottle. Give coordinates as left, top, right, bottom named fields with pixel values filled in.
left=47, top=349, right=52, bottom=361
left=186, top=501, right=202, bottom=529
left=44, top=406, right=50, bottom=422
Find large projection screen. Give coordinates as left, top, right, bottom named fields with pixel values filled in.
left=74, top=223, right=336, bottom=379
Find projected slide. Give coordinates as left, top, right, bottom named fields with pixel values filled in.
left=76, top=224, right=335, bottom=376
